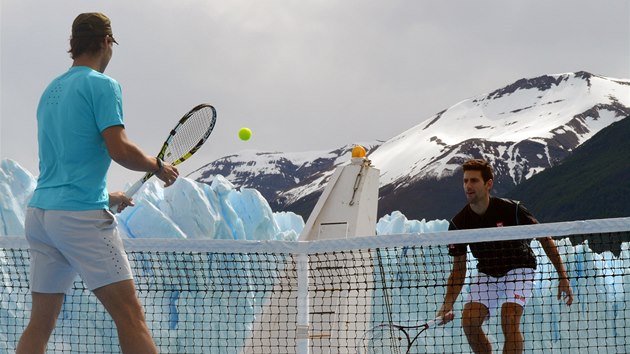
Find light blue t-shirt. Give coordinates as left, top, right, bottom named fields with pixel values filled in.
left=29, top=66, right=124, bottom=210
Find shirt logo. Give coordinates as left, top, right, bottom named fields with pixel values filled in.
left=514, top=294, right=526, bottom=302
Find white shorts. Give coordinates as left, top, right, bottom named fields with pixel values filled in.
left=465, top=268, right=535, bottom=318
left=25, top=208, right=133, bottom=293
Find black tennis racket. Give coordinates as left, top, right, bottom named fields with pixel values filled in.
left=357, top=313, right=449, bottom=354
left=112, top=103, right=216, bottom=211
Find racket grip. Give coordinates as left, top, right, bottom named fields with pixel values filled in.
left=432, top=311, right=453, bottom=327
left=109, top=179, right=145, bottom=213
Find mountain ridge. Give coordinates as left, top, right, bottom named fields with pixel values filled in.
left=188, top=71, right=630, bottom=221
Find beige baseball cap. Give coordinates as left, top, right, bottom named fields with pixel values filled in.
left=72, top=12, right=118, bottom=44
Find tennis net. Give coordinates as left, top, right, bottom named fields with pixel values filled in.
left=1, top=217, right=629, bottom=353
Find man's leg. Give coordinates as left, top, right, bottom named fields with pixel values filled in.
left=16, top=292, right=64, bottom=354
left=462, top=301, right=491, bottom=354
left=93, top=279, right=158, bottom=354
left=501, top=302, right=524, bottom=354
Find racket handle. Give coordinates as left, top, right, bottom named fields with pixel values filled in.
left=124, top=179, right=145, bottom=198
left=429, top=310, right=453, bottom=327
left=109, top=179, right=145, bottom=213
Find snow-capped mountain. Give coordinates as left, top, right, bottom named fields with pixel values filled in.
left=370, top=71, right=629, bottom=187
left=188, top=71, right=630, bottom=220
left=189, top=142, right=382, bottom=212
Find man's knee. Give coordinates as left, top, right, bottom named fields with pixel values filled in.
left=462, top=302, right=488, bottom=331
left=29, top=292, right=65, bottom=334
left=93, top=280, right=146, bottom=323
left=501, top=302, right=524, bottom=335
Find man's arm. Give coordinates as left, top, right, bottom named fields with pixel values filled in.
left=438, top=253, right=467, bottom=323
left=538, top=236, right=574, bottom=306
left=102, top=125, right=178, bottom=187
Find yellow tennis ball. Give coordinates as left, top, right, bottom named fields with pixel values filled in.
left=239, top=127, right=252, bottom=141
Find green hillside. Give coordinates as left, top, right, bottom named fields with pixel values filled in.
left=506, top=116, right=630, bottom=222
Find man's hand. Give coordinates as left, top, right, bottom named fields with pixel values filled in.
left=558, top=277, right=574, bottom=306
left=155, top=160, right=179, bottom=188
left=109, top=191, right=135, bottom=213
left=437, top=304, right=455, bottom=325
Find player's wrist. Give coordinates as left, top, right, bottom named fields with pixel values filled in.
left=154, top=157, right=164, bottom=176
left=557, top=269, right=569, bottom=279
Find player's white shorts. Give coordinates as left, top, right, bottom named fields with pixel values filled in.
left=465, top=267, right=535, bottom=318
left=25, top=208, right=133, bottom=293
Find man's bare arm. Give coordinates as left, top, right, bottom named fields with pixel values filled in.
left=438, top=254, right=467, bottom=323
left=538, top=236, right=574, bottom=306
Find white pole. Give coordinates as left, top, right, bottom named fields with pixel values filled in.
left=296, top=253, right=310, bottom=354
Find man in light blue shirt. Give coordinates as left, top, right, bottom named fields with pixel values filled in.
left=29, top=65, right=124, bottom=210
left=18, top=13, right=179, bottom=354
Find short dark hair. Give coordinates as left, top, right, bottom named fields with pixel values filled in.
left=462, top=159, right=494, bottom=182
left=68, top=35, right=106, bottom=59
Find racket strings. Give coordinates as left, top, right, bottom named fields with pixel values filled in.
left=161, top=107, right=215, bottom=164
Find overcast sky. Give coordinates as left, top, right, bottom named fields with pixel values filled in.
left=1, top=1, right=628, bottom=191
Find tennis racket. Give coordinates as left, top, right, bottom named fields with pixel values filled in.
left=111, top=103, right=217, bottom=212
left=357, top=312, right=449, bottom=354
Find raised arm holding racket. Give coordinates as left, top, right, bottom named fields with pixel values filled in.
left=105, top=126, right=179, bottom=213
left=108, top=103, right=216, bottom=212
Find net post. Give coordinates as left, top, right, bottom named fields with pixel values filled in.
left=296, top=252, right=310, bottom=354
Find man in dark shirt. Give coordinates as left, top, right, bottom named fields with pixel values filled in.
left=437, top=159, right=573, bottom=354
